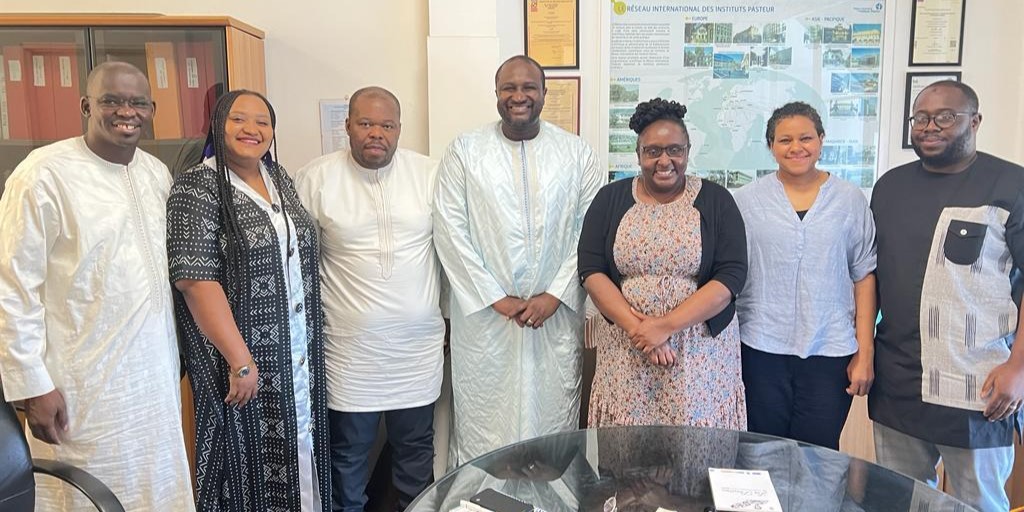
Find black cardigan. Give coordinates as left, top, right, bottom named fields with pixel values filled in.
left=577, top=177, right=747, bottom=337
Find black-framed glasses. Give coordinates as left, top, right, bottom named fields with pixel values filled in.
left=640, top=144, right=690, bottom=159
left=88, top=95, right=155, bottom=113
left=908, top=111, right=975, bottom=130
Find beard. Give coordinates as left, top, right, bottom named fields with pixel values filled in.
left=913, top=128, right=972, bottom=168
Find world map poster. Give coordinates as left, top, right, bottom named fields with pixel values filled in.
left=606, top=0, right=886, bottom=189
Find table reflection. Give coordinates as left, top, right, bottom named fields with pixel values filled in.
left=409, top=426, right=975, bottom=512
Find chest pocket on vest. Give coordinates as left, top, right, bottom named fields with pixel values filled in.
left=944, top=220, right=987, bottom=265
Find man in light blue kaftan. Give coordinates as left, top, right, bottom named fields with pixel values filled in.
left=432, top=55, right=603, bottom=465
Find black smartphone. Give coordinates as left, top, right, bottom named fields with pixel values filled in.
left=468, top=488, right=534, bottom=512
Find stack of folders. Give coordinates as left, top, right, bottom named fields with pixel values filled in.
left=451, top=489, right=538, bottom=512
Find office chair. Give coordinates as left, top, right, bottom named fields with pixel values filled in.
left=0, top=387, right=124, bottom=511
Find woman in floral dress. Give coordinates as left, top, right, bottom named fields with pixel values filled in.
left=578, top=98, right=748, bottom=428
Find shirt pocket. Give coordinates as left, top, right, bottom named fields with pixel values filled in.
left=943, top=220, right=987, bottom=265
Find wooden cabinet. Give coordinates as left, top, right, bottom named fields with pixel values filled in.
left=0, top=14, right=266, bottom=195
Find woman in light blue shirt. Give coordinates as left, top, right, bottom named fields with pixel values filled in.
left=733, top=102, right=876, bottom=450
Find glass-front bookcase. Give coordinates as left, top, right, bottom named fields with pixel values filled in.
left=0, top=15, right=266, bottom=196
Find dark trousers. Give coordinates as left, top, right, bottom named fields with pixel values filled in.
left=741, top=344, right=853, bottom=450
left=329, top=403, right=435, bottom=512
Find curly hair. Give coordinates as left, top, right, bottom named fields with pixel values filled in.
left=628, top=97, right=689, bottom=137
left=765, top=101, right=824, bottom=147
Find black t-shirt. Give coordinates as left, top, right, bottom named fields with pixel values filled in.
left=869, top=152, right=1024, bottom=448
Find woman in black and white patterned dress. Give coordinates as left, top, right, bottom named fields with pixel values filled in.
left=167, top=90, right=330, bottom=512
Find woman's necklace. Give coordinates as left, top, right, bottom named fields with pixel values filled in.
left=640, top=175, right=684, bottom=205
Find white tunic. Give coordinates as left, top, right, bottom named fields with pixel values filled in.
left=0, top=137, right=194, bottom=511
left=433, top=121, right=603, bottom=464
left=293, top=148, right=445, bottom=412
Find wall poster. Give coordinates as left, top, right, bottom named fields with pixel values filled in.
left=605, top=0, right=886, bottom=189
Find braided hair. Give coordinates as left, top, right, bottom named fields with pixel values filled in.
left=202, top=89, right=288, bottom=323
left=628, top=97, right=689, bottom=138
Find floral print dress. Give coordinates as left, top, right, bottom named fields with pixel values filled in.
left=588, top=175, right=746, bottom=429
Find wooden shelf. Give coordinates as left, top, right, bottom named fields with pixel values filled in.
left=0, top=14, right=264, bottom=39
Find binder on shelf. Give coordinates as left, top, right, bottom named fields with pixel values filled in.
left=0, top=54, right=8, bottom=140
left=176, top=41, right=216, bottom=139
left=29, top=52, right=58, bottom=140
left=144, top=42, right=184, bottom=139
left=1, top=45, right=84, bottom=141
left=48, top=47, right=84, bottom=140
left=2, top=46, right=32, bottom=140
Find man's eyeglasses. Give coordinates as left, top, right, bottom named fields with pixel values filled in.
left=89, top=95, right=155, bottom=113
left=908, top=111, right=975, bottom=130
left=640, top=144, right=690, bottom=159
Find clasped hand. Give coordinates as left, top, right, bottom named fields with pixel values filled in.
left=627, top=308, right=676, bottom=366
left=492, top=293, right=561, bottom=329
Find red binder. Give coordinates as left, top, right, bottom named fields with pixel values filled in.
left=1, top=45, right=83, bottom=141
left=2, top=46, right=32, bottom=140
left=48, top=48, right=84, bottom=139
left=176, top=41, right=216, bottom=138
left=27, top=51, right=57, bottom=140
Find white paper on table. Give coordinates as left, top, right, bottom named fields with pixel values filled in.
left=707, top=467, right=783, bottom=512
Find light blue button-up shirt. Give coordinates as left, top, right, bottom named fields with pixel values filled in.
left=734, top=172, right=876, bottom=358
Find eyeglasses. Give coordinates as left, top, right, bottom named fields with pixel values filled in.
left=908, top=111, right=975, bottom=130
left=89, top=95, right=155, bottom=112
left=640, top=144, right=690, bottom=159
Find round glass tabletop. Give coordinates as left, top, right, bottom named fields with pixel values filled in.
left=408, top=426, right=974, bottom=512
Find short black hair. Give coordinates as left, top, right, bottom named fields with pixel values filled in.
left=495, top=55, right=546, bottom=89
left=628, top=97, right=689, bottom=138
left=765, top=101, right=825, bottom=147
left=918, top=80, right=980, bottom=112
left=349, top=86, right=402, bottom=117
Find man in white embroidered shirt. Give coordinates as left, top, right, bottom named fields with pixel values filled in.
left=432, top=55, right=602, bottom=465
left=0, top=61, right=194, bottom=510
left=293, top=86, right=442, bottom=512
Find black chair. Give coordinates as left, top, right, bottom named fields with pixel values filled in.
left=0, top=388, right=124, bottom=511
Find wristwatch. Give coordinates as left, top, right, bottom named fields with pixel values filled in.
left=232, top=358, right=255, bottom=379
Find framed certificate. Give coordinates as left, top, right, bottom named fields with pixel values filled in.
left=525, top=0, right=579, bottom=69
left=909, top=0, right=966, bottom=66
left=540, top=77, right=580, bottom=134
left=902, top=71, right=961, bottom=149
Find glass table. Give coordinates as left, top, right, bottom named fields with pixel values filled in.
left=408, top=426, right=974, bottom=511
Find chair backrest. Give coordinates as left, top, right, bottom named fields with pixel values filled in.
left=0, top=387, right=35, bottom=510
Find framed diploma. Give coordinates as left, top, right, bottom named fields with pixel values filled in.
left=540, top=77, right=580, bottom=134
left=525, top=0, right=579, bottom=69
left=909, top=0, right=966, bottom=66
left=902, top=71, right=961, bottom=149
